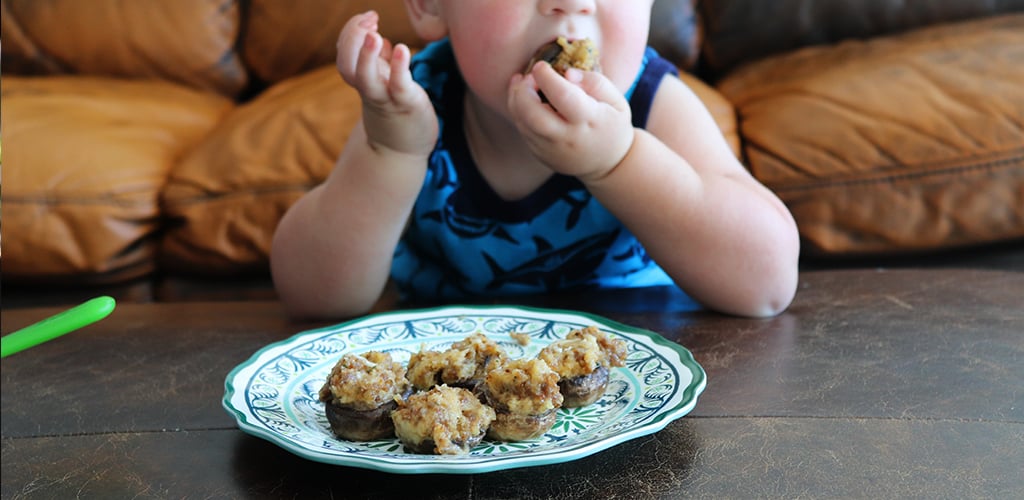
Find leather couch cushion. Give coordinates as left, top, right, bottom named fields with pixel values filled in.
left=242, top=0, right=419, bottom=85
left=160, top=67, right=362, bottom=275
left=717, top=15, right=1024, bottom=256
left=0, top=0, right=247, bottom=97
left=2, top=76, right=233, bottom=284
left=698, top=0, right=1024, bottom=77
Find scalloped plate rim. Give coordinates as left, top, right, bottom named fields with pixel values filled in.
left=222, top=304, right=706, bottom=474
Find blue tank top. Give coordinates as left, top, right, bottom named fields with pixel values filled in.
left=392, top=39, right=680, bottom=299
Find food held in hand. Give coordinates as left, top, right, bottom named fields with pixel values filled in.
left=391, top=385, right=496, bottom=455
left=406, top=333, right=507, bottom=391
left=318, top=351, right=412, bottom=441
left=538, top=326, right=627, bottom=407
left=525, top=36, right=601, bottom=75
left=481, top=358, right=563, bottom=441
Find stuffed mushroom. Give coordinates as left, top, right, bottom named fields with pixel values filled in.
left=406, top=333, right=507, bottom=391
left=538, top=326, right=627, bottom=407
left=318, top=351, right=411, bottom=441
left=525, top=36, right=601, bottom=75
left=480, top=357, right=563, bottom=441
left=390, top=385, right=496, bottom=455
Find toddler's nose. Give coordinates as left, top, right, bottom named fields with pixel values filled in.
left=539, top=0, right=595, bottom=16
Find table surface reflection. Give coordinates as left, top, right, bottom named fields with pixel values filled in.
left=2, top=269, right=1022, bottom=498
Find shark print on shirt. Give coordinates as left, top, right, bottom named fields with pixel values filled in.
left=390, top=39, right=680, bottom=300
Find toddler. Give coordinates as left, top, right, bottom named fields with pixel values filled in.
left=271, top=1, right=800, bottom=318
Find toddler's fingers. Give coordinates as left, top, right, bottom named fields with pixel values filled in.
left=354, top=32, right=390, bottom=102
left=356, top=10, right=378, bottom=29
left=387, top=44, right=421, bottom=107
left=379, top=37, right=394, bottom=63
left=531, top=63, right=591, bottom=123
left=575, top=69, right=630, bottom=114
left=336, top=34, right=364, bottom=83
left=509, top=72, right=564, bottom=138
left=336, top=11, right=378, bottom=79
left=507, top=72, right=535, bottom=110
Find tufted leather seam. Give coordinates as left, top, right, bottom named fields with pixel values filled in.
left=765, top=151, right=1024, bottom=194
left=3, top=196, right=157, bottom=207
left=160, top=183, right=318, bottom=205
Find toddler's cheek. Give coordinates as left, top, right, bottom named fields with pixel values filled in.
left=596, top=12, right=652, bottom=91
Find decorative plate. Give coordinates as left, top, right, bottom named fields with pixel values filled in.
left=223, top=305, right=705, bottom=474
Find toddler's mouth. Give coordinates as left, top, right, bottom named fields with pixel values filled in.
left=523, top=37, right=601, bottom=76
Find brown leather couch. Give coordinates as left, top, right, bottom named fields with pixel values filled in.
left=3, top=0, right=1022, bottom=305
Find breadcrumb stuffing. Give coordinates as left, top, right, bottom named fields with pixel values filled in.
left=484, top=358, right=562, bottom=415
left=570, top=326, right=628, bottom=367
left=538, top=326, right=627, bottom=378
left=550, top=37, right=600, bottom=74
left=391, top=385, right=496, bottom=455
left=509, top=331, right=531, bottom=346
left=406, top=333, right=507, bottom=390
left=318, top=351, right=409, bottom=411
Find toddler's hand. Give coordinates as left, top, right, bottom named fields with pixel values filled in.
left=508, top=63, right=635, bottom=182
left=336, top=11, right=437, bottom=156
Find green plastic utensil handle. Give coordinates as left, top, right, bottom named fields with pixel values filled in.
left=1, top=296, right=116, bottom=358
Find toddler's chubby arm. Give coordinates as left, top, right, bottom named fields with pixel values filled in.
left=509, top=63, right=799, bottom=318
left=271, top=11, right=437, bottom=319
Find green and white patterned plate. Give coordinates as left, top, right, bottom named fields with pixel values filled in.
left=223, top=305, right=705, bottom=474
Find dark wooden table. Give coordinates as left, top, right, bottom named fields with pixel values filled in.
left=3, top=269, right=1022, bottom=498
